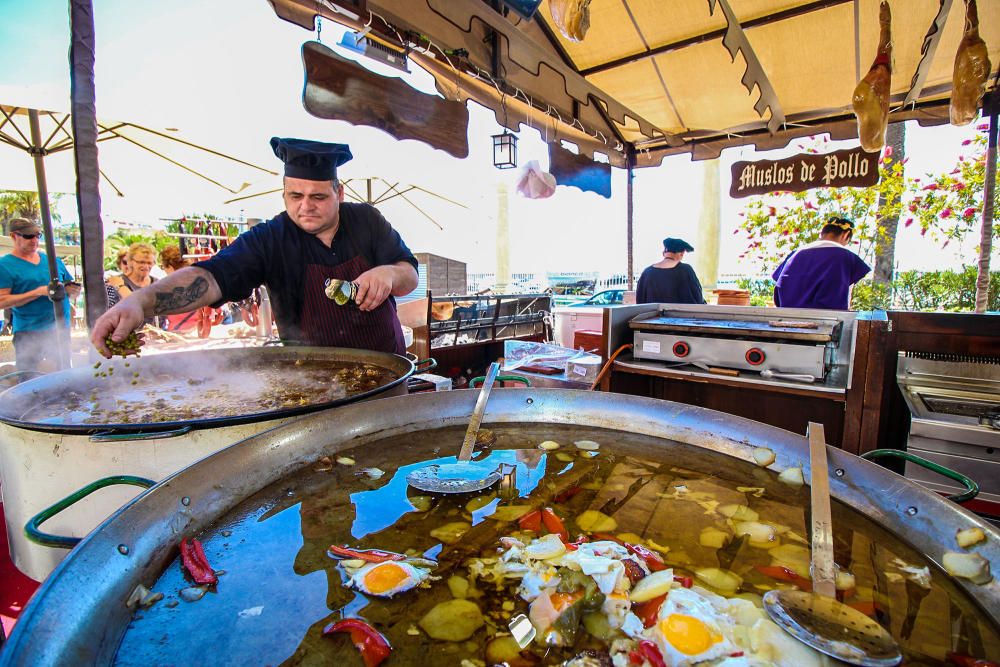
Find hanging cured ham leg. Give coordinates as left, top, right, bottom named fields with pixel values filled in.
left=550, top=0, right=591, bottom=42
left=852, top=1, right=892, bottom=152
left=951, top=0, right=992, bottom=126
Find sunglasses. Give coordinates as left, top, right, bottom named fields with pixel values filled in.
left=15, top=232, right=40, bottom=240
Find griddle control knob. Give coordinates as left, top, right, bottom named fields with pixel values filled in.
left=672, top=341, right=690, bottom=358
left=745, top=348, right=766, bottom=366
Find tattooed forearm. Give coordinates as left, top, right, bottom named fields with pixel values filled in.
left=153, top=277, right=209, bottom=314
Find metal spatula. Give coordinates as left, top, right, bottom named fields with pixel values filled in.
left=407, top=362, right=509, bottom=494
left=763, top=422, right=902, bottom=667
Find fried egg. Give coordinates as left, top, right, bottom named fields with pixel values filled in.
left=645, top=587, right=737, bottom=666
left=346, top=561, right=431, bottom=598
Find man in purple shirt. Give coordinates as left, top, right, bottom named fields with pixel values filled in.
left=772, top=217, right=871, bottom=310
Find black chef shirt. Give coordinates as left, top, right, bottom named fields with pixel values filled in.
left=200, top=202, right=418, bottom=343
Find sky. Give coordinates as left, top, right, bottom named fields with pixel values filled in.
left=0, top=0, right=991, bottom=280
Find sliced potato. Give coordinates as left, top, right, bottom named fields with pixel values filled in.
left=409, top=495, right=433, bottom=512
left=629, top=569, right=676, bottom=603
left=576, top=509, right=618, bottom=533
left=956, top=527, right=987, bottom=549
left=778, top=467, right=804, bottom=487
left=835, top=570, right=856, bottom=591
left=699, top=527, right=730, bottom=549
left=448, top=575, right=470, bottom=599
left=430, top=521, right=471, bottom=545
left=753, top=447, right=776, bottom=467
left=719, top=504, right=760, bottom=522
left=555, top=452, right=575, bottom=463
left=574, top=440, right=600, bottom=451
left=485, top=635, right=535, bottom=667
left=734, top=521, right=777, bottom=546
left=524, top=534, right=567, bottom=560
left=695, top=567, right=743, bottom=594
left=770, top=544, right=811, bottom=578
left=942, top=551, right=993, bottom=585
left=616, top=532, right=645, bottom=545
left=538, top=440, right=560, bottom=450
left=419, top=599, right=485, bottom=641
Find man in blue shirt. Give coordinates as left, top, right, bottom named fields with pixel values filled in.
left=772, top=217, right=871, bottom=310
left=0, top=218, right=79, bottom=371
left=91, top=138, right=418, bottom=357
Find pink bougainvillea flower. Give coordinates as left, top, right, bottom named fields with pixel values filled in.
left=884, top=146, right=893, bottom=158
left=977, top=123, right=989, bottom=131
left=904, top=218, right=914, bottom=227
left=804, top=201, right=816, bottom=210
left=733, top=228, right=740, bottom=234
left=923, top=183, right=939, bottom=191
left=940, top=208, right=952, bottom=218
left=908, top=204, right=917, bottom=212
left=942, top=240, right=950, bottom=249
left=963, top=207, right=977, bottom=218
left=768, top=206, right=776, bottom=216
left=921, top=228, right=928, bottom=236
left=952, top=182, right=965, bottom=191
left=962, top=139, right=972, bottom=146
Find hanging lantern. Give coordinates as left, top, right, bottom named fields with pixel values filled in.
left=492, top=131, right=518, bottom=169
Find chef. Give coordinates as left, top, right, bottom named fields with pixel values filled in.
left=91, top=138, right=418, bottom=356
left=771, top=217, right=870, bottom=310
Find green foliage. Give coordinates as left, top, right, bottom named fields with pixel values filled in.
left=851, top=266, right=999, bottom=312
left=734, top=277, right=775, bottom=307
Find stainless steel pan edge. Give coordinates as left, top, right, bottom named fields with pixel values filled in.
left=3, top=389, right=998, bottom=666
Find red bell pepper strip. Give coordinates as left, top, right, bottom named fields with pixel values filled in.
left=179, top=537, right=217, bottom=585
left=633, top=594, right=667, bottom=628
left=541, top=508, right=569, bottom=542
left=673, top=575, right=693, bottom=589
left=323, top=618, right=392, bottom=667
left=637, top=640, right=667, bottom=667
left=625, top=543, right=666, bottom=572
left=553, top=485, right=583, bottom=503
left=518, top=509, right=542, bottom=532
left=947, top=653, right=1000, bottom=667
left=564, top=535, right=589, bottom=551
left=328, top=546, right=405, bottom=563
left=755, top=565, right=812, bottom=591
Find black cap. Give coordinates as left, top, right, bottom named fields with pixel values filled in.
left=270, top=137, right=353, bottom=181
left=663, top=237, right=694, bottom=253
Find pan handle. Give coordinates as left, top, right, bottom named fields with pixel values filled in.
left=89, top=425, right=192, bottom=442
left=860, top=449, right=979, bottom=504
left=413, top=358, right=438, bottom=373
left=470, top=375, right=531, bottom=388
left=25, top=475, right=156, bottom=549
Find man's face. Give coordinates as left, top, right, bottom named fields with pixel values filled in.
left=129, top=253, right=155, bottom=279
left=11, top=231, right=40, bottom=254
left=283, top=177, right=343, bottom=237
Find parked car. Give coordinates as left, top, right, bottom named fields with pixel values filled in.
left=569, top=289, right=624, bottom=307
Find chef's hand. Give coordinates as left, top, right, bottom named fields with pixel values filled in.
left=353, top=266, right=395, bottom=312
left=91, top=300, right=145, bottom=358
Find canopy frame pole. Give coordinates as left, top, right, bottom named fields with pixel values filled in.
left=976, top=92, right=998, bottom=313
left=626, top=147, right=635, bottom=291
left=28, top=109, right=70, bottom=369
left=70, top=0, right=107, bottom=334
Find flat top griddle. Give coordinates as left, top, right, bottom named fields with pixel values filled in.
left=629, top=314, right=839, bottom=343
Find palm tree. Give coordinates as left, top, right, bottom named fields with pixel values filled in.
left=0, top=190, right=63, bottom=234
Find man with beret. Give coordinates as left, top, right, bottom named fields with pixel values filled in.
left=635, top=237, right=706, bottom=305
left=772, top=217, right=870, bottom=310
left=91, top=138, right=418, bottom=355
left=0, top=218, right=80, bottom=370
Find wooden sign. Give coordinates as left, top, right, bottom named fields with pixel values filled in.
left=729, top=147, right=880, bottom=198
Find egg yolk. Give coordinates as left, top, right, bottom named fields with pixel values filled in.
left=363, top=563, right=410, bottom=594
left=660, top=613, right=722, bottom=655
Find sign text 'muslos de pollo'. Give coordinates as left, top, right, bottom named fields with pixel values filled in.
left=730, top=146, right=880, bottom=199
